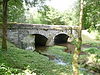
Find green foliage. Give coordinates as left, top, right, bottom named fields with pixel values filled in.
left=96, top=24, right=100, bottom=32
left=39, top=6, right=64, bottom=25
left=74, top=0, right=100, bottom=29
left=0, top=0, right=50, bottom=23
left=0, top=38, right=72, bottom=75
left=0, top=38, right=100, bottom=74
left=47, top=46, right=73, bottom=63
left=87, top=25, right=96, bottom=33
left=8, top=0, right=26, bottom=23
left=83, top=47, right=100, bottom=54
left=28, top=5, right=75, bottom=25
left=81, top=47, right=100, bottom=73
left=83, top=0, right=100, bottom=29
left=82, top=41, right=100, bottom=47
left=26, top=11, right=42, bottom=24
left=0, top=64, right=22, bottom=75
left=0, top=0, right=26, bottom=23
left=96, top=35, right=100, bottom=40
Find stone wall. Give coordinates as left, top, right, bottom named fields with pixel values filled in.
left=0, top=23, right=79, bottom=50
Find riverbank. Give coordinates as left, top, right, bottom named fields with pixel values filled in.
left=0, top=38, right=100, bottom=75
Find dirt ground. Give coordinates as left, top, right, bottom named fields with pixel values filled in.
left=58, top=42, right=100, bottom=55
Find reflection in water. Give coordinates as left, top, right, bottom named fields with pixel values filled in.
left=35, top=46, right=47, bottom=52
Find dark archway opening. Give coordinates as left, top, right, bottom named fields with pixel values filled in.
left=34, top=34, right=48, bottom=48
left=54, top=34, right=69, bottom=45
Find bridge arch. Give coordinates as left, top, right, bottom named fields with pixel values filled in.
left=33, top=34, right=48, bottom=47
left=54, top=34, right=69, bottom=45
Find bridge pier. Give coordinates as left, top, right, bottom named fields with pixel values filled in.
left=46, top=36, right=54, bottom=46
left=21, top=35, right=35, bottom=50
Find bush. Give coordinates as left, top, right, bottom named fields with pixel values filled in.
left=0, top=64, right=21, bottom=75
left=96, top=35, right=100, bottom=40
left=83, top=47, right=100, bottom=54
left=82, top=48, right=100, bottom=73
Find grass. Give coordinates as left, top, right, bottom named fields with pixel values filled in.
left=0, top=39, right=72, bottom=75
left=47, top=45, right=73, bottom=64
left=82, top=41, right=100, bottom=47
left=0, top=38, right=100, bottom=75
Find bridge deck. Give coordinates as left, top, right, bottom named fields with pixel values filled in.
left=7, top=23, right=79, bottom=30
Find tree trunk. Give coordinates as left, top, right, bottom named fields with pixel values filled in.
left=2, top=0, right=8, bottom=51
left=72, top=0, right=83, bottom=75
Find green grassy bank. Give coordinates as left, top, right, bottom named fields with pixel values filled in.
left=0, top=38, right=100, bottom=75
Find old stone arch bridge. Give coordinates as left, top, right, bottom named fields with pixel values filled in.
left=6, top=23, right=79, bottom=50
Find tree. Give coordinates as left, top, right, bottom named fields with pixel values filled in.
left=28, top=5, right=74, bottom=25
left=72, top=0, right=83, bottom=75
left=38, top=5, right=64, bottom=25
left=75, top=0, right=100, bottom=29
left=0, top=0, right=25, bottom=22
left=8, top=0, right=25, bottom=22
left=2, top=0, right=8, bottom=51
left=83, top=0, right=100, bottom=29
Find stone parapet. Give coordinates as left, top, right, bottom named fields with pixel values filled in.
left=5, top=23, right=79, bottom=30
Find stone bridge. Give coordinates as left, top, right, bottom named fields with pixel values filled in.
left=1, top=23, right=79, bottom=50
